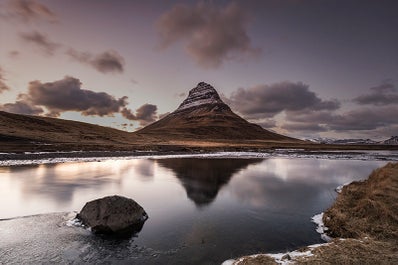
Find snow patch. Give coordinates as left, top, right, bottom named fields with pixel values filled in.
left=66, top=218, right=83, bottom=227
left=311, top=213, right=332, bottom=242
left=335, top=182, right=352, bottom=193
left=223, top=242, right=329, bottom=265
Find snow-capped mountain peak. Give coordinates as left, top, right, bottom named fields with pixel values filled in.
left=175, top=82, right=226, bottom=112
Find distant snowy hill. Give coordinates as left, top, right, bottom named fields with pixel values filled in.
left=381, top=136, right=398, bottom=145
left=307, top=137, right=398, bottom=145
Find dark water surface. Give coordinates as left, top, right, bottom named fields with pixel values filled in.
left=0, top=158, right=386, bottom=264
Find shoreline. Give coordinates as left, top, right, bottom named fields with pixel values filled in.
left=1, top=149, right=397, bottom=166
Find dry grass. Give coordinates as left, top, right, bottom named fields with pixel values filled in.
left=297, top=238, right=398, bottom=264
left=324, top=162, right=398, bottom=241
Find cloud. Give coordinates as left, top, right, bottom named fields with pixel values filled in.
left=284, top=106, right=398, bottom=132
left=0, top=100, right=44, bottom=115
left=281, top=122, right=327, bottom=132
left=226, top=81, right=340, bottom=118
left=4, top=0, right=57, bottom=23
left=18, top=76, right=129, bottom=117
left=353, top=82, right=398, bottom=105
left=0, top=67, right=11, bottom=93
left=135, top=104, right=157, bottom=125
left=156, top=2, right=259, bottom=68
left=20, top=31, right=60, bottom=55
left=121, top=104, right=158, bottom=126
left=328, top=106, right=398, bottom=131
left=66, top=49, right=125, bottom=74
left=8, top=50, right=20, bottom=58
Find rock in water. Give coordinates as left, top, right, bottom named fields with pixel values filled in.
left=77, top=195, right=148, bottom=235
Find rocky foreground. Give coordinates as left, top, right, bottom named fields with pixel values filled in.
left=226, top=162, right=398, bottom=264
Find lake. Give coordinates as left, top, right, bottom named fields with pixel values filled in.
left=0, top=157, right=387, bottom=264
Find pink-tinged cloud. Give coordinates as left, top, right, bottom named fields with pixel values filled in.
left=0, top=100, right=44, bottom=115
left=20, top=31, right=61, bottom=55
left=225, top=81, right=340, bottom=119
left=121, top=104, right=158, bottom=126
left=66, top=49, right=125, bottom=74
left=353, top=82, right=398, bottom=105
left=6, top=0, right=57, bottom=23
left=18, top=76, right=128, bottom=117
left=156, top=2, right=259, bottom=68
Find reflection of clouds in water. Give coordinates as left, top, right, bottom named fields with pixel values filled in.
left=229, top=159, right=386, bottom=210
left=135, top=159, right=154, bottom=180
left=5, top=160, right=155, bottom=205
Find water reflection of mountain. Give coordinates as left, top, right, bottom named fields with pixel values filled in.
left=156, top=158, right=263, bottom=207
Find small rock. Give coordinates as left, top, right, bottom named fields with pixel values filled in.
left=77, top=195, right=148, bottom=236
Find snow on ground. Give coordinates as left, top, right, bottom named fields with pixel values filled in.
left=222, top=242, right=329, bottom=265
left=311, top=213, right=332, bottom=242
left=335, top=182, right=352, bottom=193
left=1, top=150, right=397, bottom=166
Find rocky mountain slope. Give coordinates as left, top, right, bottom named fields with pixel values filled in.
left=137, top=82, right=295, bottom=141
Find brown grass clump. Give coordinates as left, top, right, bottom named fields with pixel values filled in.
left=296, top=238, right=398, bottom=264
left=323, top=162, right=398, bottom=241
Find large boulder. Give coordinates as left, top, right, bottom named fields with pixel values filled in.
left=77, top=195, right=148, bottom=235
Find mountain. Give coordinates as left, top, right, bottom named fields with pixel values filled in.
left=308, top=136, right=398, bottom=145
left=307, top=138, right=378, bottom=145
left=137, top=82, right=295, bottom=141
left=381, top=136, right=398, bottom=145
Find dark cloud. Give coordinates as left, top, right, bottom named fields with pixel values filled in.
left=0, top=67, right=11, bottom=93
left=4, top=0, right=57, bottom=23
left=328, top=106, right=398, bottom=131
left=135, top=104, right=157, bottom=125
left=156, top=2, right=259, bottom=68
left=19, top=76, right=128, bottom=117
left=20, top=31, right=60, bottom=55
left=66, top=49, right=125, bottom=74
left=121, top=104, right=158, bottom=126
left=226, top=81, right=340, bottom=118
left=353, top=82, right=398, bottom=105
left=284, top=106, right=398, bottom=132
left=0, top=100, right=44, bottom=115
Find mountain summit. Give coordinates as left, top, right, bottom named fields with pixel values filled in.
left=138, top=82, right=294, bottom=141
left=175, top=82, right=227, bottom=112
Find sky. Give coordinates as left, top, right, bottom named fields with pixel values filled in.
left=0, top=0, right=397, bottom=140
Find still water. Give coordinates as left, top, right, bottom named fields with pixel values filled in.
left=0, top=158, right=386, bottom=264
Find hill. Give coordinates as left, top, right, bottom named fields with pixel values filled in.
left=0, top=111, right=141, bottom=152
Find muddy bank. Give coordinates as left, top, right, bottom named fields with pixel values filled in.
left=226, top=162, right=398, bottom=264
